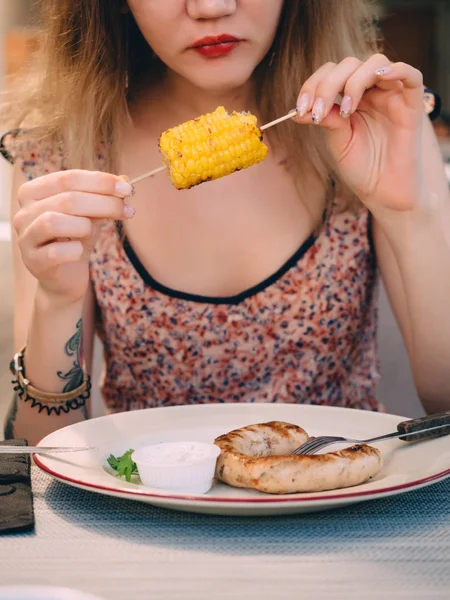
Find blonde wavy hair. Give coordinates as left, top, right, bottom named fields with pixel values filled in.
left=1, top=0, right=381, bottom=199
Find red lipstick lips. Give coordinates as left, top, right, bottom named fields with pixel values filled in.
left=191, top=34, right=241, bottom=58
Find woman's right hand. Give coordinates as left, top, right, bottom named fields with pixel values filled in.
left=13, top=169, right=134, bottom=306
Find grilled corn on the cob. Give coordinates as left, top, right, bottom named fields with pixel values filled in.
left=159, top=106, right=269, bottom=190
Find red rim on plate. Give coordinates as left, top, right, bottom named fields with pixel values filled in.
left=34, top=454, right=450, bottom=504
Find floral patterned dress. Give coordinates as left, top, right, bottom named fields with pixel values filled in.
left=1, top=131, right=382, bottom=413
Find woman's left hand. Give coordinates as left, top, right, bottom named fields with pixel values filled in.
left=294, top=54, right=426, bottom=215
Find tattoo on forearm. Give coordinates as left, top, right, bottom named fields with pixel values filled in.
left=57, top=319, right=85, bottom=392
left=4, top=392, right=19, bottom=440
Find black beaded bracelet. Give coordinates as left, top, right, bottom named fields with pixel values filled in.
left=9, top=347, right=91, bottom=417
left=11, top=376, right=92, bottom=416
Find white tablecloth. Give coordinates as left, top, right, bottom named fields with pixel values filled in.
left=1, top=468, right=450, bottom=600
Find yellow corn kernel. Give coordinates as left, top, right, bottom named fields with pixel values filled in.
left=159, top=106, right=269, bottom=190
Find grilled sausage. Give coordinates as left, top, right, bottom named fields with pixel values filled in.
left=215, top=421, right=382, bottom=494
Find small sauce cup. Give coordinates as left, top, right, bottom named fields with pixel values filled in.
left=132, top=441, right=221, bottom=495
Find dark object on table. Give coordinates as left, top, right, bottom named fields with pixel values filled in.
left=424, top=88, right=441, bottom=121
left=0, top=439, right=35, bottom=534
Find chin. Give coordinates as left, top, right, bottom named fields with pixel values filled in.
left=187, top=69, right=255, bottom=96
left=168, top=55, right=255, bottom=94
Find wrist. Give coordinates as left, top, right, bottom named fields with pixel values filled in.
left=35, top=283, right=86, bottom=312
left=369, top=191, right=442, bottom=245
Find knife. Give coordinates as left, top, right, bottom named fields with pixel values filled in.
left=0, top=446, right=98, bottom=455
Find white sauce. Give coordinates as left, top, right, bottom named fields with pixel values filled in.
left=134, top=442, right=219, bottom=467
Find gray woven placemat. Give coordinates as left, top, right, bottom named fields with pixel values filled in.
left=0, top=468, right=449, bottom=600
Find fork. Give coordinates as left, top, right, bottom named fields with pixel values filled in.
left=293, top=411, right=450, bottom=455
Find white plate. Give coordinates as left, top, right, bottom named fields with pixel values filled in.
left=0, top=587, right=105, bottom=600
left=35, top=404, right=450, bottom=516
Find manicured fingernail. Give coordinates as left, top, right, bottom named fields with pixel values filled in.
left=119, top=175, right=136, bottom=196
left=376, top=66, right=392, bottom=76
left=123, top=204, right=135, bottom=218
left=340, top=96, right=353, bottom=118
left=311, top=98, right=325, bottom=124
left=297, top=93, right=310, bottom=118
left=115, top=180, right=133, bottom=197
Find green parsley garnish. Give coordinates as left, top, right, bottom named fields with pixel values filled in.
left=107, top=449, right=138, bottom=482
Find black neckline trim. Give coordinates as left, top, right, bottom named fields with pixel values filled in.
left=122, top=230, right=318, bottom=306
left=0, top=130, right=19, bottom=165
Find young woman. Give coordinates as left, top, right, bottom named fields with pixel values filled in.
left=1, top=0, right=449, bottom=445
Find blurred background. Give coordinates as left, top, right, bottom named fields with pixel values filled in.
left=0, top=0, right=449, bottom=434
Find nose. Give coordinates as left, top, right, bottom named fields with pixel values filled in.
left=186, top=0, right=237, bottom=20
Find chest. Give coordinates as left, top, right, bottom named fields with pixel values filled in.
left=121, top=149, right=325, bottom=298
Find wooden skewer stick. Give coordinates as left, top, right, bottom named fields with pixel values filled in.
left=130, top=164, right=167, bottom=185
left=260, top=109, right=298, bottom=131
left=129, top=108, right=297, bottom=186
